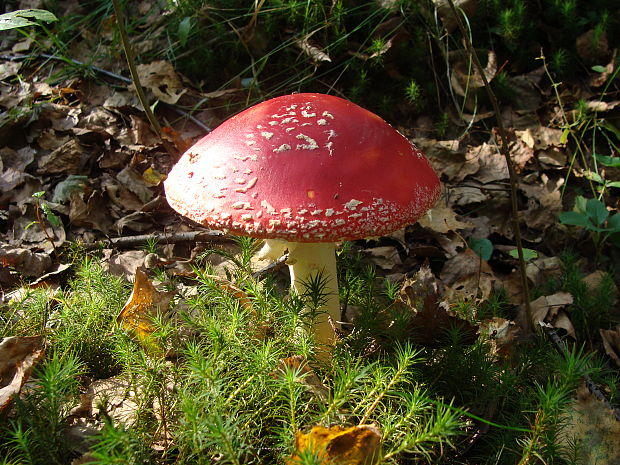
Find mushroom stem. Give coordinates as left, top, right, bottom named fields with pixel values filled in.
left=259, top=239, right=339, bottom=348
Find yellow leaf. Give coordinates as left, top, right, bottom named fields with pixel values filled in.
left=117, top=267, right=174, bottom=353
left=288, top=424, right=382, bottom=465
left=142, top=167, right=167, bottom=186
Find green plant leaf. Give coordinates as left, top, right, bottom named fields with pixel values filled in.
left=585, top=198, right=609, bottom=226
left=605, top=181, right=620, bottom=188
left=591, top=65, right=606, bottom=73
left=0, top=9, right=57, bottom=31
left=607, top=213, right=620, bottom=232
left=574, top=195, right=587, bottom=214
left=469, top=238, right=493, bottom=261
left=594, top=154, right=620, bottom=167
left=559, top=211, right=594, bottom=229
left=178, top=16, right=192, bottom=47
left=508, top=248, right=538, bottom=261
left=602, top=120, right=620, bottom=139
left=585, top=171, right=604, bottom=184
left=41, top=202, right=61, bottom=228
left=560, top=128, right=570, bottom=144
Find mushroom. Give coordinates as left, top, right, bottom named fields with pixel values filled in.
left=164, top=93, right=440, bottom=351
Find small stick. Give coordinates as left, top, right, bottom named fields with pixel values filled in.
left=444, top=0, right=534, bottom=332
left=252, top=253, right=288, bottom=279
left=83, top=230, right=227, bottom=250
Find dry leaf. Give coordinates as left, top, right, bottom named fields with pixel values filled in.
left=135, top=61, right=186, bottom=105
left=415, top=138, right=479, bottom=182
left=0, top=60, right=22, bottom=79
left=288, top=424, right=382, bottom=465
left=0, top=336, right=45, bottom=411
left=37, top=139, right=83, bottom=174
left=519, top=176, right=563, bottom=232
left=364, top=246, right=401, bottom=270
left=142, top=167, right=167, bottom=187
left=525, top=256, right=562, bottom=287
left=440, top=248, right=496, bottom=302
left=575, top=29, right=609, bottom=65
left=559, top=383, right=620, bottom=465
left=418, top=199, right=474, bottom=234
left=399, top=264, right=478, bottom=346
left=583, top=271, right=618, bottom=303
left=589, top=49, right=617, bottom=87
left=525, top=292, right=575, bottom=338
left=450, top=50, right=497, bottom=97
left=117, top=267, right=174, bottom=353
left=600, top=326, right=620, bottom=367
left=471, top=142, right=509, bottom=183
left=0, top=245, right=52, bottom=277
left=73, top=376, right=144, bottom=426
left=296, top=36, right=332, bottom=63
left=480, top=317, right=522, bottom=359
left=537, top=148, right=567, bottom=168
left=116, top=166, right=155, bottom=204
left=433, top=0, right=477, bottom=33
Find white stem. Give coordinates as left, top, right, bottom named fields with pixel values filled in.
left=257, top=238, right=288, bottom=261
left=259, top=239, right=340, bottom=348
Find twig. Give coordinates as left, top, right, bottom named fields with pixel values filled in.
left=83, top=230, right=227, bottom=250
left=252, top=253, right=288, bottom=279
left=540, top=322, right=620, bottom=422
left=444, top=0, right=534, bottom=332
left=111, top=0, right=178, bottom=157
left=0, top=53, right=212, bottom=133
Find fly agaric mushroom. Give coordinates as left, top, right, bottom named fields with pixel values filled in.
left=164, top=93, right=440, bottom=350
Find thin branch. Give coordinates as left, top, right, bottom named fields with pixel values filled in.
left=83, top=230, right=227, bottom=250
left=444, top=0, right=534, bottom=332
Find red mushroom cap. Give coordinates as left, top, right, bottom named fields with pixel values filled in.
left=164, top=93, right=440, bottom=242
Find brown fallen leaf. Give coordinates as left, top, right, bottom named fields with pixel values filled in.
left=433, top=0, right=477, bottom=33
left=37, top=139, right=83, bottom=175
left=576, top=29, right=609, bottom=65
left=589, top=48, right=617, bottom=87
left=0, top=245, right=52, bottom=277
left=0, top=336, right=45, bottom=411
left=135, top=60, right=186, bottom=105
left=440, top=248, right=497, bottom=303
left=600, top=326, right=620, bottom=367
left=559, top=383, right=620, bottom=465
left=288, top=424, right=382, bottom=465
left=400, top=264, right=478, bottom=347
left=582, top=271, right=618, bottom=305
left=296, top=36, right=332, bottom=63
left=364, top=246, right=402, bottom=271
left=525, top=256, right=563, bottom=287
left=417, top=198, right=474, bottom=234
left=520, top=292, right=575, bottom=338
left=450, top=50, right=497, bottom=98
left=479, top=317, right=522, bottom=359
left=117, top=267, right=174, bottom=353
left=414, top=138, right=479, bottom=182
